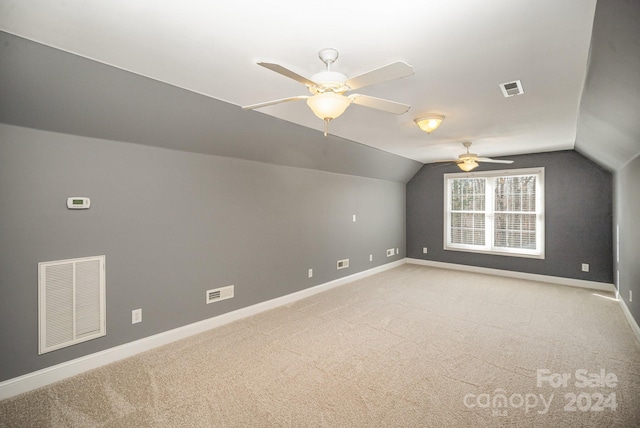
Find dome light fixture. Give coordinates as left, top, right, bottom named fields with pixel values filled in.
left=307, top=92, right=352, bottom=136
left=457, top=159, right=479, bottom=172
left=415, top=114, right=445, bottom=134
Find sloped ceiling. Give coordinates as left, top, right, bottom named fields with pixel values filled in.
left=0, top=31, right=422, bottom=183
left=575, top=0, right=640, bottom=171
left=0, top=0, right=600, bottom=165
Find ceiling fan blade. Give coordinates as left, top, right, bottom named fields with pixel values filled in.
left=430, top=159, right=458, bottom=163
left=346, top=61, right=414, bottom=90
left=242, top=95, right=308, bottom=110
left=476, top=158, right=514, bottom=164
left=349, top=94, right=410, bottom=114
left=257, top=62, right=318, bottom=87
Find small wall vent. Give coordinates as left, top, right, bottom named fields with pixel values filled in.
left=337, top=259, right=349, bottom=270
left=38, top=256, right=106, bottom=354
left=206, top=285, right=234, bottom=304
left=499, top=80, right=524, bottom=97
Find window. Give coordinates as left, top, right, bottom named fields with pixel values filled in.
left=444, top=168, right=544, bottom=258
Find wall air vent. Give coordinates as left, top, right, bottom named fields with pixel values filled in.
left=337, top=259, right=350, bottom=270
left=499, top=80, right=524, bottom=97
left=38, top=256, right=106, bottom=354
left=206, top=285, right=234, bottom=304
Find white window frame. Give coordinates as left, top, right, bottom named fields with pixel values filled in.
left=444, top=167, right=545, bottom=259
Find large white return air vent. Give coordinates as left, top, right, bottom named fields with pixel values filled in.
left=38, top=256, right=106, bottom=354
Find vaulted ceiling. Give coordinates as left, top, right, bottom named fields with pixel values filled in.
left=575, top=0, right=640, bottom=171
left=1, top=0, right=638, bottom=171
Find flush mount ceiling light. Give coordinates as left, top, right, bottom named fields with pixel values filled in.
left=415, top=114, right=445, bottom=134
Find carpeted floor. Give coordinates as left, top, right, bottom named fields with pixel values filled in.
left=1, top=264, right=639, bottom=427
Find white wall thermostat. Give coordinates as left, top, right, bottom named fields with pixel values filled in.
left=67, top=197, right=91, bottom=209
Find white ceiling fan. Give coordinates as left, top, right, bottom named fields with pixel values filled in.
left=243, top=48, right=414, bottom=136
left=433, top=142, right=514, bottom=171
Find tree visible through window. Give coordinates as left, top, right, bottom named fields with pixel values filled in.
left=450, top=178, right=486, bottom=246
left=444, top=168, right=544, bottom=258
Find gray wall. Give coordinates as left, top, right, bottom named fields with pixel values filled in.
left=575, top=0, right=640, bottom=171
left=614, top=155, right=640, bottom=325
left=0, top=124, right=407, bottom=382
left=406, top=150, right=613, bottom=284
left=573, top=0, right=640, bottom=329
left=0, top=31, right=422, bottom=184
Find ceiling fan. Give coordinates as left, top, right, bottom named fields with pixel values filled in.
left=434, top=142, right=514, bottom=171
left=243, top=48, right=414, bottom=136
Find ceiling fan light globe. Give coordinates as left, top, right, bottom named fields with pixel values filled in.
left=307, top=92, right=351, bottom=120
left=457, top=159, right=479, bottom=172
left=415, top=114, right=445, bottom=134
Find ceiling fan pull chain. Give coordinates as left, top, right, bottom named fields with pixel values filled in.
left=324, top=118, right=330, bottom=137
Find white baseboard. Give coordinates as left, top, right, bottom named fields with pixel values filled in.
left=406, top=258, right=616, bottom=292
left=407, top=259, right=640, bottom=341
left=409, top=259, right=640, bottom=344
left=0, top=260, right=404, bottom=401
left=618, top=296, right=640, bottom=344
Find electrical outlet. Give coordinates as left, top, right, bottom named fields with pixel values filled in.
left=369, top=254, right=373, bottom=262
left=337, top=259, right=349, bottom=269
left=396, top=248, right=399, bottom=255
left=631, top=290, right=633, bottom=302
left=308, top=268, right=313, bottom=278
left=353, top=214, right=356, bottom=222
left=386, top=248, right=394, bottom=257
left=582, top=263, right=589, bottom=272
left=132, top=308, right=142, bottom=324
left=423, top=247, right=428, bottom=254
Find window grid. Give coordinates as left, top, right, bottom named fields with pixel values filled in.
left=449, top=178, right=486, bottom=246
left=493, top=175, right=537, bottom=250
left=444, top=168, right=544, bottom=258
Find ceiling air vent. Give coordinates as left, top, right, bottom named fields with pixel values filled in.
left=499, top=80, right=524, bottom=97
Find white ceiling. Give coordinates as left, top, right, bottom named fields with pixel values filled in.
left=0, top=0, right=597, bottom=163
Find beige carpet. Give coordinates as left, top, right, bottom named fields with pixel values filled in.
left=1, top=264, right=639, bottom=427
